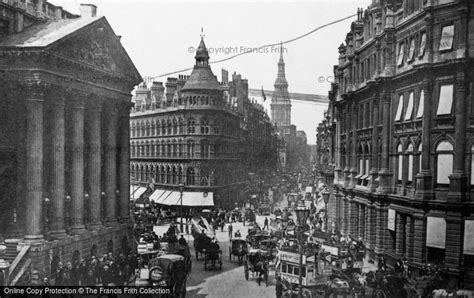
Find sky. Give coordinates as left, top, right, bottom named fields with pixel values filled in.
left=52, top=0, right=371, bottom=143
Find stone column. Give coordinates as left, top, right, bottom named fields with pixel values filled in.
left=412, top=213, right=426, bottom=265
left=119, top=102, right=132, bottom=222
left=352, top=201, right=359, bottom=238
left=69, top=95, right=86, bottom=234
left=445, top=214, right=463, bottom=275
left=87, top=99, right=102, bottom=230
left=105, top=104, right=118, bottom=225
left=343, top=109, right=351, bottom=187
left=367, top=204, right=376, bottom=250
left=374, top=204, right=386, bottom=255
left=49, top=94, right=67, bottom=238
left=349, top=102, right=358, bottom=188
left=358, top=204, right=365, bottom=240
left=395, top=212, right=405, bottom=256
left=378, top=91, right=392, bottom=193
left=24, top=81, right=45, bottom=242
left=341, top=195, right=348, bottom=234
left=448, top=72, right=467, bottom=202
left=405, top=215, right=414, bottom=261
left=369, top=98, right=379, bottom=191
left=416, top=79, right=433, bottom=200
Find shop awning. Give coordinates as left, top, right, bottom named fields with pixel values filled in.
left=464, top=220, right=474, bottom=255
left=426, top=217, right=446, bottom=249
left=151, top=189, right=214, bottom=207
left=305, top=186, right=313, bottom=193
left=130, top=186, right=147, bottom=200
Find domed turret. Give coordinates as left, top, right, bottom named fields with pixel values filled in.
left=182, top=37, right=221, bottom=92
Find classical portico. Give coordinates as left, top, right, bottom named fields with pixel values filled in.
left=0, top=11, right=141, bottom=284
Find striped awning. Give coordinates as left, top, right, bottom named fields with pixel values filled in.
left=150, top=189, right=214, bottom=206
left=130, top=186, right=147, bottom=200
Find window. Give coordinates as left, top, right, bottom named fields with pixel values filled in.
left=439, top=25, right=454, bottom=51
left=419, top=32, right=427, bottom=58
left=408, top=38, right=416, bottom=62
left=436, top=141, right=453, bottom=185
left=395, top=94, right=404, bottom=121
left=436, top=84, right=453, bottom=115
left=471, top=145, right=474, bottom=186
left=397, top=42, right=405, bottom=66
left=186, top=167, right=195, bottom=185
left=201, top=118, right=210, bottom=134
left=404, top=92, right=414, bottom=121
left=407, top=144, right=414, bottom=184
left=187, top=141, right=195, bottom=157
left=187, top=118, right=196, bottom=134
left=416, top=90, right=424, bottom=118
left=397, top=144, right=403, bottom=182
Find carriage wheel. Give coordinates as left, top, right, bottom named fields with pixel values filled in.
left=372, top=289, right=387, bottom=298
left=281, top=290, right=293, bottom=298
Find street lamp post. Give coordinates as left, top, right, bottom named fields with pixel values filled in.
left=322, top=191, right=330, bottom=232
left=179, top=183, right=184, bottom=233
left=295, top=200, right=310, bottom=298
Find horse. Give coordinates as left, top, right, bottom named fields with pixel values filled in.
left=254, top=260, right=268, bottom=286
left=236, top=243, right=245, bottom=265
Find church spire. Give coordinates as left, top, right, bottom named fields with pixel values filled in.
left=275, top=42, right=288, bottom=87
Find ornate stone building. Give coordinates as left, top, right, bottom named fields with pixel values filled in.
left=0, top=2, right=141, bottom=284
left=130, top=38, right=246, bottom=209
left=318, top=0, right=474, bottom=286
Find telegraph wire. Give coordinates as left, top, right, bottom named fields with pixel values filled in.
left=149, top=13, right=357, bottom=80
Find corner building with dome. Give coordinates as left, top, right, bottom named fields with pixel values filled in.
left=130, top=37, right=247, bottom=209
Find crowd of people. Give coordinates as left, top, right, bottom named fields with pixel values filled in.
left=47, top=251, right=139, bottom=286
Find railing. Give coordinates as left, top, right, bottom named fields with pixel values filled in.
left=8, top=245, right=30, bottom=285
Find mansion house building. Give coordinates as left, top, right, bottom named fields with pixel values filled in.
left=319, top=0, right=474, bottom=287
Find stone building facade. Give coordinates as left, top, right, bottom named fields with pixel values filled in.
left=0, top=2, right=141, bottom=284
left=318, top=0, right=474, bottom=286
left=130, top=38, right=246, bottom=209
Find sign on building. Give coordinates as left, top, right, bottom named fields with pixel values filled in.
left=426, top=217, right=446, bottom=249
left=387, top=209, right=396, bottom=231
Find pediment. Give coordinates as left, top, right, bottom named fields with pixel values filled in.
left=48, top=18, right=140, bottom=80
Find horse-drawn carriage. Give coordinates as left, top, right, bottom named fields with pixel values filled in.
left=244, top=249, right=269, bottom=286
left=246, top=230, right=270, bottom=248
left=229, top=238, right=248, bottom=265
left=259, top=239, right=278, bottom=261
left=244, top=209, right=256, bottom=225
left=141, top=254, right=189, bottom=297
left=204, top=247, right=223, bottom=271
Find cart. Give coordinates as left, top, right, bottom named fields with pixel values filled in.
left=244, top=249, right=269, bottom=286
left=204, top=249, right=222, bottom=270
left=229, top=238, right=248, bottom=265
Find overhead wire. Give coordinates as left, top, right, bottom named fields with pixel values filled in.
left=148, top=13, right=357, bottom=80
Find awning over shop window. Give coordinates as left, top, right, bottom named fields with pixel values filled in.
left=150, top=189, right=214, bottom=207
left=130, top=186, right=147, bottom=200
left=426, top=217, right=446, bottom=249
left=463, top=220, right=474, bottom=255
left=388, top=209, right=396, bottom=231
left=305, top=186, right=313, bottom=193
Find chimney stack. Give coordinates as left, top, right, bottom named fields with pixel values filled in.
left=80, top=4, right=97, bottom=18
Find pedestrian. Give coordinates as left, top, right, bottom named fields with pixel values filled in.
left=263, top=217, right=269, bottom=230
left=228, top=223, right=233, bottom=239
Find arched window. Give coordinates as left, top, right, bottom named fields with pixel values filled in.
left=146, top=121, right=150, bottom=136
left=201, top=140, right=209, bottom=157
left=436, top=141, right=453, bottom=185
left=156, top=121, right=161, bottom=136
left=150, top=141, right=155, bottom=157
left=397, top=143, right=403, bottom=183
left=178, top=166, right=183, bottom=184
left=179, top=118, right=184, bottom=134
left=471, top=145, right=474, bottom=186
left=172, top=140, right=177, bottom=157
left=146, top=141, right=150, bottom=156
left=178, top=141, right=183, bottom=157
left=167, top=119, right=172, bottom=135
left=187, top=140, right=195, bottom=157
left=166, top=166, right=171, bottom=184
left=161, top=120, right=166, bottom=135
left=201, top=167, right=210, bottom=186
left=186, top=167, right=195, bottom=185
left=160, top=166, right=165, bottom=183
left=173, top=119, right=178, bottom=135
left=407, top=144, right=414, bottom=185
left=200, top=118, right=209, bottom=134
left=150, top=121, right=155, bottom=136
left=188, top=118, right=196, bottom=134
left=214, top=121, right=220, bottom=134
left=167, top=141, right=171, bottom=157
left=172, top=166, right=177, bottom=185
